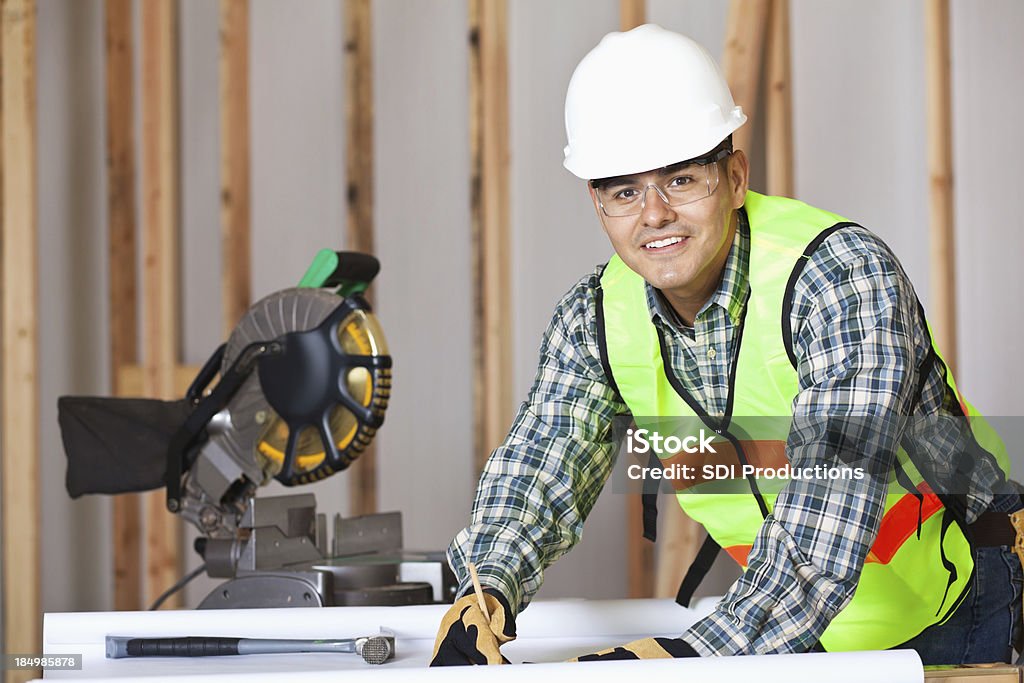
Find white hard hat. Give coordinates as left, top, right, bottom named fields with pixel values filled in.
left=562, top=24, right=747, bottom=180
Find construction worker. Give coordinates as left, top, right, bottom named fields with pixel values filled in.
left=431, top=24, right=1022, bottom=666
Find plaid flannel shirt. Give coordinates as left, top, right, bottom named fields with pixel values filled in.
left=448, top=207, right=1012, bottom=655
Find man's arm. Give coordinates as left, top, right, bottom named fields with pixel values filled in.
left=447, top=270, right=627, bottom=614
left=682, top=226, right=923, bottom=655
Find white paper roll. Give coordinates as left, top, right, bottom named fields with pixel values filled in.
left=40, top=598, right=923, bottom=682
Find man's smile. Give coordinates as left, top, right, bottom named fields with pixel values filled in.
left=641, top=235, right=690, bottom=253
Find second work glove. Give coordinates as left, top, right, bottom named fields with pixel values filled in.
left=430, top=589, right=516, bottom=666
left=571, top=637, right=699, bottom=661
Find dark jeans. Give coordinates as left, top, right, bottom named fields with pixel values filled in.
left=895, top=546, right=1023, bottom=665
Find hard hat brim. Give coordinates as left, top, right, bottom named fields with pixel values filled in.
left=563, top=109, right=746, bottom=180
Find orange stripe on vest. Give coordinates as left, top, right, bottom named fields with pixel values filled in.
left=723, top=484, right=943, bottom=568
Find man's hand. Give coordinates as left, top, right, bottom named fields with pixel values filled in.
left=430, top=589, right=516, bottom=666
left=570, top=637, right=699, bottom=661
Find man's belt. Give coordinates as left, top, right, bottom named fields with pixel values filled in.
left=971, top=510, right=1019, bottom=547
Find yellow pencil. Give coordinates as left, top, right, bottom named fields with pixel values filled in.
left=467, top=562, right=490, bottom=620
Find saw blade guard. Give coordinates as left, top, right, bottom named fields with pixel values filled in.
left=222, top=289, right=392, bottom=487
left=258, top=303, right=390, bottom=484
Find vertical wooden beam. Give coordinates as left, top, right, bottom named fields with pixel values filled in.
left=924, top=0, right=957, bottom=376
left=626, top=458, right=654, bottom=598
left=619, top=0, right=651, bottom=600
left=1, top=0, right=40, bottom=677
left=620, top=0, right=651, bottom=594
left=105, top=0, right=143, bottom=612
left=468, top=0, right=512, bottom=473
left=626, top=524, right=655, bottom=598
left=344, top=0, right=373, bottom=256
left=220, top=0, right=250, bottom=337
left=343, top=0, right=378, bottom=515
left=141, top=0, right=182, bottom=609
left=765, top=0, right=793, bottom=197
left=721, top=0, right=770, bottom=155
left=651, top=1, right=772, bottom=599
left=619, top=0, right=645, bottom=32
left=653, top=503, right=702, bottom=598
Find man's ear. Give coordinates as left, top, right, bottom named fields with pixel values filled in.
left=726, top=150, right=749, bottom=209
left=587, top=183, right=608, bottom=228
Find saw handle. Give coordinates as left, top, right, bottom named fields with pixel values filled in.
left=325, top=252, right=379, bottom=288
left=298, top=250, right=380, bottom=295
left=186, top=343, right=226, bottom=404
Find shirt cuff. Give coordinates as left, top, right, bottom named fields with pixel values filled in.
left=682, top=612, right=753, bottom=656
left=455, top=565, right=522, bottom=617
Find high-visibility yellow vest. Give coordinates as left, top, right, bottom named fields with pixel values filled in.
left=599, top=190, right=1011, bottom=651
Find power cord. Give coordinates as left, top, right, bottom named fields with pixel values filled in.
left=148, top=563, right=207, bottom=611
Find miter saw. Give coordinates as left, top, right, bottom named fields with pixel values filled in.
left=59, top=250, right=457, bottom=609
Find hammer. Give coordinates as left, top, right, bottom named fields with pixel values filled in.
left=106, top=634, right=395, bottom=665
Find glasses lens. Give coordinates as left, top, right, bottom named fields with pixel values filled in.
left=597, top=160, right=720, bottom=217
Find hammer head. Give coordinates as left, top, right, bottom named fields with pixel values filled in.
left=354, top=635, right=395, bottom=665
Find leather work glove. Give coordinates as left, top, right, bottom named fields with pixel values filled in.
left=570, top=637, right=699, bottom=661
left=430, top=589, right=516, bottom=666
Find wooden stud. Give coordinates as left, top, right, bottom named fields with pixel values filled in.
left=220, top=0, right=250, bottom=337
left=111, top=490, right=143, bottom=611
left=765, top=0, right=793, bottom=197
left=721, top=0, right=770, bottom=155
left=924, top=0, right=957, bottom=376
left=105, top=0, right=137, bottom=405
left=104, top=0, right=143, bottom=612
left=117, top=364, right=202, bottom=398
left=650, top=2, right=771, bottom=598
left=626, top=492, right=654, bottom=599
left=344, top=0, right=373, bottom=255
left=620, top=0, right=650, bottom=601
left=468, top=0, right=512, bottom=472
left=653, top=502, right=701, bottom=598
left=619, top=0, right=645, bottom=32
left=343, top=0, right=378, bottom=515
left=1, top=0, right=40, bottom=677
left=141, top=0, right=183, bottom=609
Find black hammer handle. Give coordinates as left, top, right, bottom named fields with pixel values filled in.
left=110, top=636, right=242, bottom=658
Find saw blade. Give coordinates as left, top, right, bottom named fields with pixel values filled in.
left=221, top=288, right=389, bottom=484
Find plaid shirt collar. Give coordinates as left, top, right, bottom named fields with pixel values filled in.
left=645, top=208, right=751, bottom=328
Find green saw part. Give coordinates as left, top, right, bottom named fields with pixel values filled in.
left=298, top=249, right=371, bottom=297
left=336, top=281, right=369, bottom=297
left=298, top=249, right=340, bottom=289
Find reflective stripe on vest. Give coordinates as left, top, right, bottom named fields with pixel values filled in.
left=599, top=190, right=1010, bottom=652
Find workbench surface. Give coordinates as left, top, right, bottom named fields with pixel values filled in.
left=41, top=597, right=932, bottom=681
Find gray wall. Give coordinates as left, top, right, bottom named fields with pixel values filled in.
left=36, top=0, right=112, bottom=614
left=14, top=0, right=1024, bottom=622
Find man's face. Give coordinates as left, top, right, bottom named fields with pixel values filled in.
left=590, top=151, right=749, bottom=313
